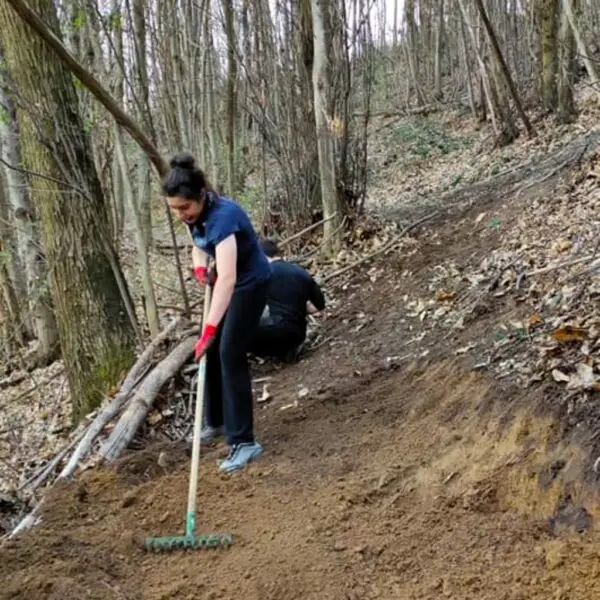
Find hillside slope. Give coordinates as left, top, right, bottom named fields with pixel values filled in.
left=2, top=117, right=600, bottom=598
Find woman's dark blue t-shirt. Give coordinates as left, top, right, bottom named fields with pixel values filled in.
left=187, top=193, right=271, bottom=290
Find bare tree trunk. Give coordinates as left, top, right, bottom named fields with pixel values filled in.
left=557, top=0, right=577, bottom=122
left=458, top=0, right=498, bottom=131
left=0, top=172, right=24, bottom=351
left=459, top=15, right=478, bottom=120
left=311, top=0, right=343, bottom=253
left=392, top=0, right=398, bottom=47
left=0, top=113, right=26, bottom=307
left=108, top=0, right=126, bottom=244
left=474, top=0, right=534, bottom=138
left=114, top=124, right=160, bottom=337
left=538, top=0, right=560, bottom=111
left=405, top=0, right=427, bottom=106
left=434, top=0, right=445, bottom=100
left=562, top=0, right=600, bottom=93
left=131, top=0, right=153, bottom=250
left=0, top=76, right=58, bottom=357
left=204, top=9, right=220, bottom=187
left=222, top=0, right=238, bottom=196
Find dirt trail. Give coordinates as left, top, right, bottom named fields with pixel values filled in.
left=2, top=359, right=600, bottom=600
left=3, top=174, right=600, bottom=599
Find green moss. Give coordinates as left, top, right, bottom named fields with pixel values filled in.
left=74, top=342, right=135, bottom=423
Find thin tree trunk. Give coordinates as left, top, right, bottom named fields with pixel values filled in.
left=222, top=0, right=238, bottom=196
left=434, top=0, right=445, bottom=100
left=562, top=0, right=600, bottom=93
left=114, top=124, right=160, bottom=337
left=311, top=0, right=343, bottom=253
left=204, top=10, right=220, bottom=187
left=557, top=0, right=577, bottom=122
left=392, top=0, right=398, bottom=47
left=459, top=15, right=478, bottom=120
left=458, top=0, right=498, bottom=131
left=131, top=0, right=153, bottom=249
left=0, top=173, right=24, bottom=350
left=539, top=0, right=560, bottom=111
left=0, top=77, right=58, bottom=356
left=474, top=0, right=534, bottom=137
left=405, top=0, right=427, bottom=106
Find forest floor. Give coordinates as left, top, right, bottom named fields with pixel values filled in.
left=3, top=89, right=600, bottom=599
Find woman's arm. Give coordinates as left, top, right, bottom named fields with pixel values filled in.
left=191, top=245, right=209, bottom=268
left=205, top=234, right=237, bottom=327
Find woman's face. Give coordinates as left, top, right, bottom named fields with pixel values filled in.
left=167, top=196, right=203, bottom=224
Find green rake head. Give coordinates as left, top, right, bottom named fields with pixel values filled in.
left=144, top=532, right=234, bottom=552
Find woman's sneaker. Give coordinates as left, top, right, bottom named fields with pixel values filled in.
left=219, top=442, right=263, bottom=473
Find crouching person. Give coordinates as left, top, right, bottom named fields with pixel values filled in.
left=250, top=238, right=325, bottom=362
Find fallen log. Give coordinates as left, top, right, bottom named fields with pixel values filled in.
left=99, top=335, right=196, bottom=462
left=58, top=317, right=185, bottom=479
left=21, top=425, right=87, bottom=491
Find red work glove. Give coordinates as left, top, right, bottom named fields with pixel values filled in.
left=194, top=324, right=217, bottom=361
left=192, top=266, right=217, bottom=286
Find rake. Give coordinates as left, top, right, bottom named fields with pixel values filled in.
left=144, top=283, right=233, bottom=551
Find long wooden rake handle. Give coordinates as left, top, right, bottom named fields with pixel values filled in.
left=186, top=283, right=212, bottom=536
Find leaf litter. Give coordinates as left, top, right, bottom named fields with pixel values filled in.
left=398, top=150, right=600, bottom=404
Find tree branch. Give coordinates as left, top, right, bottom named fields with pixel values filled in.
left=3, top=0, right=168, bottom=177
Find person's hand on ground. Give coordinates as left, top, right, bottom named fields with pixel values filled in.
left=194, top=324, right=217, bottom=361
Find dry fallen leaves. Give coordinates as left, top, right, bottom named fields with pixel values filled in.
left=550, top=326, right=588, bottom=343
left=400, top=138, right=600, bottom=396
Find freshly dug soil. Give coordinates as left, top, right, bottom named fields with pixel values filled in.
left=2, top=358, right=600, bottom=600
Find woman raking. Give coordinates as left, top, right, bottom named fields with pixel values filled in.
left=163, top=153, right=271, bottom=473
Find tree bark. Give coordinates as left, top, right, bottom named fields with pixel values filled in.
left=474, top=0, right=534, bottom=138
left=405, top=0, right=427, bottom=106
left=433, top=0, right=445, bottom=100
left=562, top=0, right=600, bottom=94
left=538, top=0, right=560, bottom=111
left=222, top=0, right=238, bottom=196
left=114, top=124, right=160, bottom=337
left=458, top=0, right=498, bottom=131
left=131, top=0, right=153, bottom=249
left=0, top=176, right=24, bottom=353
left=0, top=77, right=58, bottom=353
left=311, top=0, right=343, bottom=254
left=0, top=0, right=137, bottom=421
left=557, top=0, right=577, bottom=122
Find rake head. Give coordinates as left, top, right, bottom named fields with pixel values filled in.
left=144, top=532, right=234, bottom=552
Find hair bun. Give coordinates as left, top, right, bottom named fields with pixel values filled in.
left=170, top=152, right=196, bottom=170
